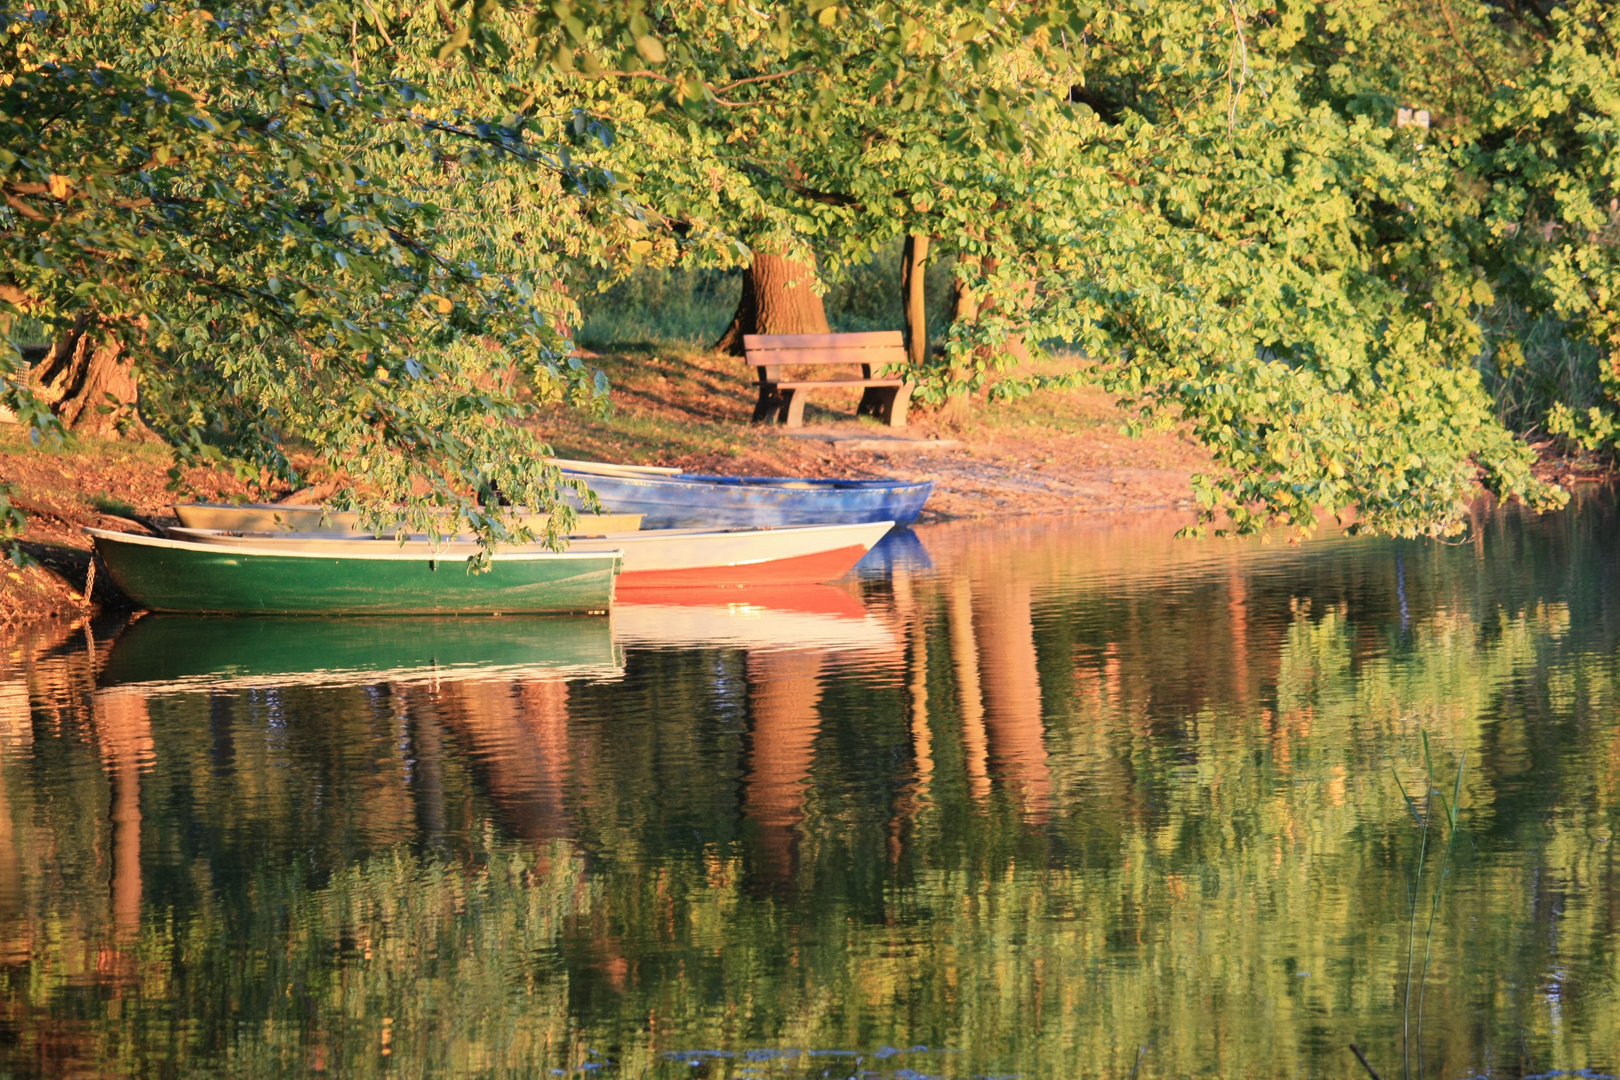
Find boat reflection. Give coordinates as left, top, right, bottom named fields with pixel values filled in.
left=99, top=613, right=625, bottom=692
left=852, top=526, right=933, bottom=577
left=612, top=585, right=896, bottom=655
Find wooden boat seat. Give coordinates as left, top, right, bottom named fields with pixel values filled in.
left=744, top=332, right=915, bottom=428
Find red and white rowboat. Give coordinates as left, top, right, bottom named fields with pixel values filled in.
left=166, top=520, right=894, bottom=588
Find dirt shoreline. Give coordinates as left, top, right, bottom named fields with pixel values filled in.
left=0, top=345, right=1607, bottom=631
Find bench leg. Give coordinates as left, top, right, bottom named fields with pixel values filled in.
left=886, top=383, right=914, bottom=427
left=753, top=385, right=782, bottom=424
left=856, top=385, right=913, bottom=427
left=781, top=386, right=808, bottom=427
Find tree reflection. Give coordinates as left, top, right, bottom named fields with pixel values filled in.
left=743, top=650, right=824, bottom=889
left=973, top=575, right=1051, bottom=820
left=430, top=678, right=574, bottom=843
left=946, top=577, right=991, bottom=802
left=92, top=687, right=151, bottom=944
left=0, top=698, right=23, bottom=960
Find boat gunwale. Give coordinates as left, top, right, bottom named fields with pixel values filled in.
left=167, top=520, right=894, bottom=550
left=547, top=458, right=683, bottom=477
left=559, top=470, right=934, bottom=495
left=173, top=500, right=639, bottom=515
left=86, top=528, right=626, bottom=564
left=173, top=500, right=642, bottom=530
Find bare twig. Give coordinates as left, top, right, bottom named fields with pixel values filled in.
left=1227, top=0, right=1251, bottom=132
left=361, top=0, right=398, bottom=49
left=1437, top=0, right=1493, bottom=94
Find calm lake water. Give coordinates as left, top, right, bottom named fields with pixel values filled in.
left=3, top=495, right=1619, bottom=1079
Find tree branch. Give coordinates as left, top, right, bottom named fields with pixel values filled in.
left=738, top=163, right=862, bottom=208
left=582, top=68, right=679, bottom=87
left=712, top=67, right=816, bottom=94
left=579, top=66, right=817, bottom=108
left=1436, top=0, right=1494, bottom=95
left=3, top=193, right=45, bottom=221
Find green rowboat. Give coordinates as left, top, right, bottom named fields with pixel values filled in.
left=89, top=528, right=619, bottom=615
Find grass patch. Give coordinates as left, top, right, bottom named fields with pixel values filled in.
left=1478, top=299, right=1607, bottom=438
left=573, top=239, right=958, bottom=350
left=88, top=493, right=142, bottom=519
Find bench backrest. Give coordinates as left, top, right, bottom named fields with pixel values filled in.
left=743, top=331, right=907, bottom=372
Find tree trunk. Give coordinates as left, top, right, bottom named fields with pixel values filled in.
left=902, top=234, right=931, bottom=367
left=947, top=253, right=1030, bottom=365
left=713, top=268, right=757, bottom=354
left=0, top=284, right=21, bottom=343
left=950, top=252, right=980, bottom=325
left=944, top=251, right=984, bottom=419
left=714, top=252, right=830, bottom=355
left=34, top=316, right=141, bottom=437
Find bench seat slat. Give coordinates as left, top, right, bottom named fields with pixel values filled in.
left=743, top=329, right=913, bottom=428
left=745, top=347, right=908, bottom=367
left=769, top=378, right=905, bottom=389
left=744, top=331, right=903, bottom=349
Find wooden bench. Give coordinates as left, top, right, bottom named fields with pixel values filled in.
left=744, top=331, right=915, bottom=428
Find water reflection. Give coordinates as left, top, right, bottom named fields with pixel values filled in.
left=612, top=585, right=895, bottom=654
left=1, top=494, right=1619, bottom=1078
left=100, top=613, right=625, bottom=689
left=741, top=649, right=823, bottom=887
left=0, top=672, right=25, bottom=960
left=93, top=687, right=153, bottom=943
left=434, top=677, right=574, bottom=843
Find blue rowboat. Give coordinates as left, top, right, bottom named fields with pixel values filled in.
left=555, top=463, right=933, bottom=529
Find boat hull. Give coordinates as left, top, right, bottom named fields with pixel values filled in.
left=613, top=544, right=871, bottom=589
left=167, top=521, right=893, bottom=587
left=560, top=471, right=933, bottom=529
left=174, top=502, right=643, bottom=535
left=90, top=529, right=618, bottom=615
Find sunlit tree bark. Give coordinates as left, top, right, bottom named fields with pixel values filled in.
left=714, top=253, right=830, bottom=355
left=902, top=234, right=931, bottom=366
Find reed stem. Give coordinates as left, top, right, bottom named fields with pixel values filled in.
left=1392, top=732, right=1466, bottom=1080
left=1395, top=763, right=1431, bottom=1080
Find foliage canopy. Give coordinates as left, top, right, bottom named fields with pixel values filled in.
left=4, top=0, right=1617, bottom=541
